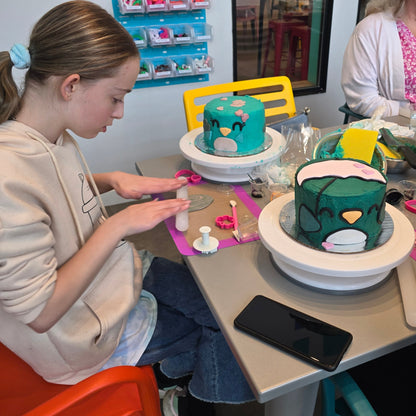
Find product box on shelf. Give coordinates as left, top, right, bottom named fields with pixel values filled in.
left=130, top=26, right=148, bottom=47
left=147, top=26, right=174, bottom=46
left=171, top=56, right=194, bottom=76
left=192, top=23, right=212, bottom=42
left=145, top=0, right=169, bottom=13
left=118, top=0, right=145, bottom=14
left=192, top=54, right=213, bottom=73
left=152, top=57, right=175, bottom=78
left=190, top=0, right=211, bottom=10
left=169, top=0, right=191, bottom=11
left=172, top=24, right=194, bottom=44
left=137, top=59, right=153, bottom=80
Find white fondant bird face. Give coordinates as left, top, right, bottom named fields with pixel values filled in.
left=204, top=99, right=250, bottom=152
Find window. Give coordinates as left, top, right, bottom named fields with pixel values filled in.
left=232, top=0, right=333, bottom=96
left=357, top=0, right=370, bottom=22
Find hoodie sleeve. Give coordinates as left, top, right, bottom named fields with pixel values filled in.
left=0, top=177, right=57, bottom=325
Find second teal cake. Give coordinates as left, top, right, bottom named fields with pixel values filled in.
left=295, top=158, right=387, bottom=252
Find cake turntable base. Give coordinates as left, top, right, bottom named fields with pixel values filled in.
left=179, top=127, right=286, bottom=183
left=258, top=193, right=415, bottom=293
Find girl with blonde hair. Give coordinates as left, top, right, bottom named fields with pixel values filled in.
left=0, top=2, right=254, bottom=413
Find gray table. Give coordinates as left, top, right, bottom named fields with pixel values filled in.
left=135, top=125, right=416, bottom=415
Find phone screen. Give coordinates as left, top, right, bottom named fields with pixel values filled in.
left=234, top=295, right=352, bottom=371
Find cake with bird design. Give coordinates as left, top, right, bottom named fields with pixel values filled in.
left=194, top=95, right=272, bottom=157
left=294, top=158, right=387, bottom=252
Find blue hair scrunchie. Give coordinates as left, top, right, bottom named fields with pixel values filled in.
left=9, top=43, right=31, bottom=69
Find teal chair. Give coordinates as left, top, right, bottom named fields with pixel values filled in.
left=338, top=103, right=365, bottom=124
left=321, top=372, right=377, bottom=416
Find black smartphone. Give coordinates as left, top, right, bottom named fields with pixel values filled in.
left=234, top=295, right=352, bottom=371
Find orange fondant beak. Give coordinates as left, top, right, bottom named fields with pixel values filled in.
left=342, top=210, right=362, bottom=224
left=220, top=127, right=231, bottom=136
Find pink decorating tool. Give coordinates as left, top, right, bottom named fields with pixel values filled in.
left=230, top=200, right=238, bottom=231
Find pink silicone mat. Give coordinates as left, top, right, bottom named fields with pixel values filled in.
left=153, top=182, right=262, bottom=256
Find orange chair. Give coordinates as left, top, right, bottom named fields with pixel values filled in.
left=0, top=342, right=161, bottom=416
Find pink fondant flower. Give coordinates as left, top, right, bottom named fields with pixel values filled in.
left=234, top=109, right=249, bottom=122
left=230, top=99, right=246, bottom=107
left=241, top=113, right=249, bottom=122
left=216, top=106, right=224, bottom=111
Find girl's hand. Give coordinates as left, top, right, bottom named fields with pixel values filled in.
left=109, top=197, right=190, bottom=237
left=110, top=172, right=188, bottom=200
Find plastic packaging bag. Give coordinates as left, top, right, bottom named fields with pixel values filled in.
left=250, top=110, right=320, bottom=193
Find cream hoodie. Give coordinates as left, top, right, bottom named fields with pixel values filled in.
left=0, top=121, right=142, bottom=384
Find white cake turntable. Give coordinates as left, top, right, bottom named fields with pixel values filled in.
left=258, top=193, right=415, bottom=293
left=179, top=127, right=286, bottom=183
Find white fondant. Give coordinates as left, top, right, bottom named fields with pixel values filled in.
left=214, top=137, right=238, bottom=152
left=326, top=229, right=367, bottom=245
left=297, top=159, right=386, bottom=186
left=323, top=241, right=366, bottom=253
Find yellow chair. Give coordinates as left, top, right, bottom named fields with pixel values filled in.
left=183, top=76, right=296, bottom=131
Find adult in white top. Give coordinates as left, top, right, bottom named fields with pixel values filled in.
left=341, top=0, right=416, bottom=118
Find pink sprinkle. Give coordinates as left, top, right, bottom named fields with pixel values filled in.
left=220, top=97, right=227, bottom=101
left=322, top=242, right=334, bottom=250
left=362, top=169, right=375, bottom=175
left=353, top=162, right=366, bottom=168
left=241, top=113, right=249, bottom=122
left=217, top=106, right=224, bottom=111
left=235, top=109, right=243, bottom=116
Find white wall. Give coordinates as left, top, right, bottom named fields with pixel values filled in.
left=1, top=0, right=358, bottom=204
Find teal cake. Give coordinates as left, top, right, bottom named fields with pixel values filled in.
left=195, top=95, right=271, bottom=156
left=294, top=159, right=387, bottom=252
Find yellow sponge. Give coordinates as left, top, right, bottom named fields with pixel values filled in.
left=337, top=128, right=378, bottom=164
left=376, top=141, right=402, bottom=160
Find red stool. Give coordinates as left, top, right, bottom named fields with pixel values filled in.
left=262, top=19, right=303, bottom=77
left=236, top=6, right=258, bottom=41
left=286, top=25, right=311, bottom=80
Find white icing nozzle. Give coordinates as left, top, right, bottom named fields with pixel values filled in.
left=193, top=226, right=219, bottom=254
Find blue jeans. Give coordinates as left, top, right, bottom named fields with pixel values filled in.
left=137, top=257, right=254, bottom=404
